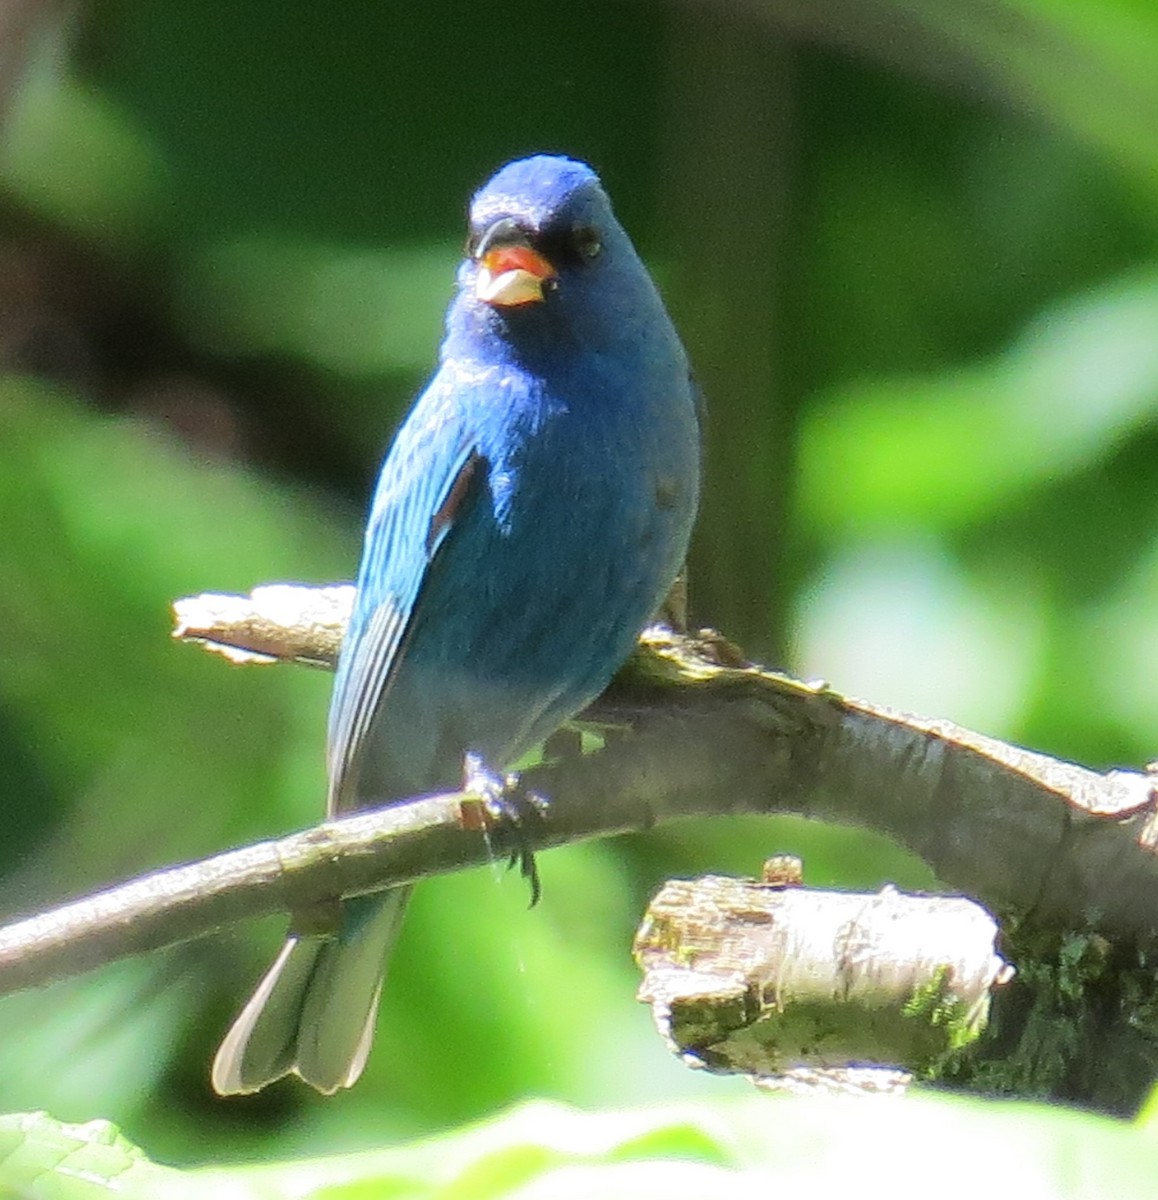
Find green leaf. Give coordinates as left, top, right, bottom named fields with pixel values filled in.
left=903, top=0, right=1158, bottom=195
left=4, top=1095, right=1156, bottom=1200
left=801, top=269, right=1158, bottom=532
left=0, top=1112, right=187, bottom=1199
left=176, top=238, right=456, bottom=378
left=0, top=378, right=352, bottom=1151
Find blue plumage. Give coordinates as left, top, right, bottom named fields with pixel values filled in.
left=212, top=155, right=700, bottom=1095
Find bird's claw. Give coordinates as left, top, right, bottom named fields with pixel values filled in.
left=462, top=752, right=547, bottom=907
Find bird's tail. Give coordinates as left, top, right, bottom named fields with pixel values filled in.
left=211, top=887, right=411, bottom=1095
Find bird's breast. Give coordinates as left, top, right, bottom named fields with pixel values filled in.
left=457, top=349, right=698, bottom=592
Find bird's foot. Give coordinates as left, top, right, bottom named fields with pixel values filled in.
left=461, top=752, right=547, bottom=907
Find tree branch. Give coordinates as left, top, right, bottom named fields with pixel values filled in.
left=0, top=583, right=1154, bottom=1001
left=172, top=583, right=352, bottom=668
left=634, top=869, right=1013, bottom=1080
left=166, top=585, right=1158, bottom=938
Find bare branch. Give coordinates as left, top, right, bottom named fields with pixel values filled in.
left=171, top=588, right=1156, bottom=926
left=172, top=584, right=352, bottom=667
left=171, top=585, right=1158, bottom=935
left=0, top=792, right=468, bottom=995
left=0, top=583, right=1153, bottom=1001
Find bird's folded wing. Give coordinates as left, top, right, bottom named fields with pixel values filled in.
left=326, top=422, right=483, bottom=814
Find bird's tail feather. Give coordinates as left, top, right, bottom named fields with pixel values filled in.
left=211, top=887, right=411, bottom=1096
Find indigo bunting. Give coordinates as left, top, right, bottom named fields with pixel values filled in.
left=212, top=155, right=701, bottom=1095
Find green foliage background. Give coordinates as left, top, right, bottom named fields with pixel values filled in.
left=0, top=0, right=1157, bottom=1176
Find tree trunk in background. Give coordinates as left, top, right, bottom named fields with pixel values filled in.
left=660, top=7, right=797, bottom=660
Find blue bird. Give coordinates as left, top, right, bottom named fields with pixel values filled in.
left=211, top=155, right=701, bottom=1094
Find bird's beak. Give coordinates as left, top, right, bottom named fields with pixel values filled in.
left=475, top=242, right=557, bottom=307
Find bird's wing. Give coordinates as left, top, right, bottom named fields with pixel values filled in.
left=326, top=389, right=484, bottom=814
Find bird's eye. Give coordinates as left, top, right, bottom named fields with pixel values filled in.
left=572, top=224, right=602, bottom=262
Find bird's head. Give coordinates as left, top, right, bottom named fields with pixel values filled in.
left=455, top=155, right=663, bottom=359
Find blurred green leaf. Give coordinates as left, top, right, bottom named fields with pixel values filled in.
left=0, top=35, right=169, bottom=248
left=176, top=239, right=456, bottom=378
left=0, top=961, right=197, bottom=1123
left=0, top=379, right=352, bottom=1152
left=906, top=0, right=1158, bottom=196
left=791, top=537, right=1045, bottom=731
left=0, top=1112, right=186, bottom=1199
left=800, top=269, right=1158, bottom=533
left=0, top=376, right=346, bottom=865
left=5, top=1094, right=1157, bottom=1199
